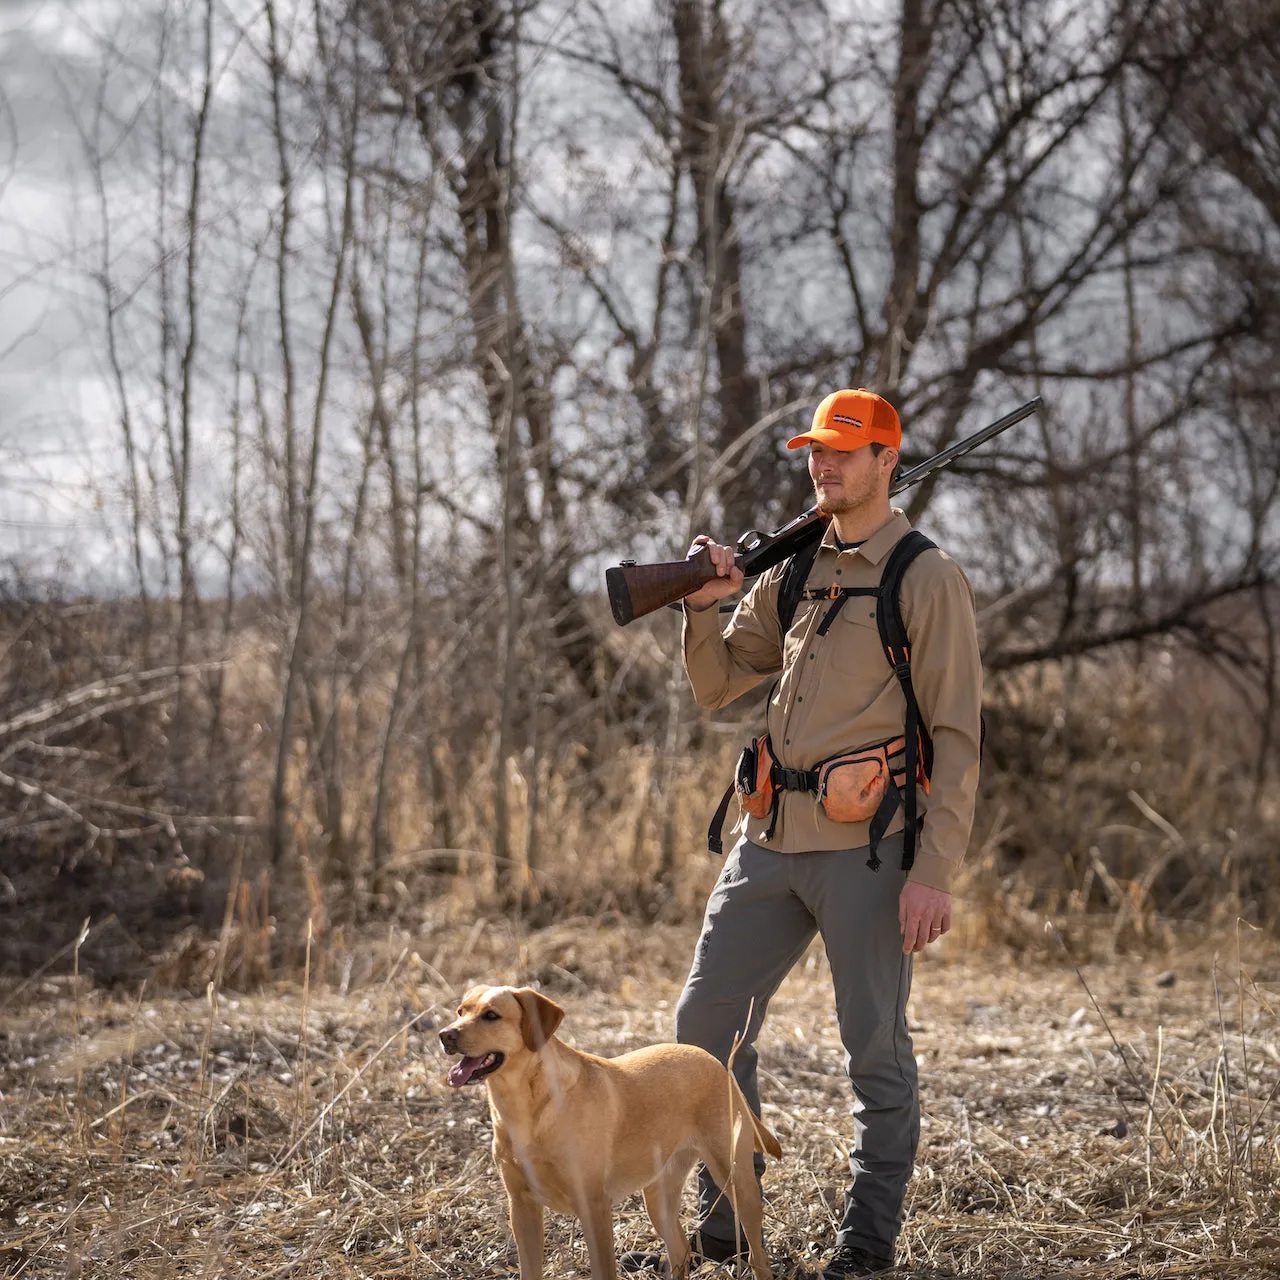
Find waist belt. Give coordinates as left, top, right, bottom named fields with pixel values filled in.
left=706, top=753, right=917, bottom=871
left=773, top=766, right=818, bottom=795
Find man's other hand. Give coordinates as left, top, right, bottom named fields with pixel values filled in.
left=899, top=881, right=952, bottom=954
left=683, top=536, right=745, bottom=611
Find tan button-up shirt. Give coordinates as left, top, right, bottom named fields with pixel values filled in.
left=682, top=510, right=982, bottom=891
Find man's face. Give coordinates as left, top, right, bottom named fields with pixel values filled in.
left=808, top=441, right=896, bottom=515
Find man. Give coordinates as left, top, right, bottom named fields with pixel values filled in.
left=622, top=388, right=983, bottom=1277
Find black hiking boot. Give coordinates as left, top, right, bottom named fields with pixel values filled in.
left=620, top=1229, right=749, bottom=1273
left=816, top=1241, right=893, bottom=1277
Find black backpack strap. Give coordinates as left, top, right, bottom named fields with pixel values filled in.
left=776, top=525, right=825, bottom=635
left=866, top=785, right=902, bottom=873
left=707, top=781, right=737, bottom=856
left=874, top=531, right=936, bottom=873
left=811, top=585, right=877, bottom=636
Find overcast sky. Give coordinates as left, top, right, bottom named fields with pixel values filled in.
left=3, top=0, right=1268, bottom=603
left=1, top=0, right=117, bottom=583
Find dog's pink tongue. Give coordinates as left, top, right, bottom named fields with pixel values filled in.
left=447, top=1056, right=485, bottom=1087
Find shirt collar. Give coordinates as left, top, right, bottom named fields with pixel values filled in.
left=819, top=509, right=913, bottom=565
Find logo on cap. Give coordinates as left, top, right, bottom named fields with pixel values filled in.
left=832, top=414, right=863, bottom=428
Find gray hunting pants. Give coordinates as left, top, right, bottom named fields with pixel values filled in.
left=675, top=834, right=919, bottom=1260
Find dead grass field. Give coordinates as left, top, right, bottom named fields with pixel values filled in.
left=2, top=916, right=1278, bottom=1280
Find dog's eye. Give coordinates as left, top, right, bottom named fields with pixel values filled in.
left=481, top=1010, right=501, bottom=1021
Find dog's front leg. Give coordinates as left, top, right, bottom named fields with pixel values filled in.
left=578, top=1198, right=619, bottom=1280
left=500, top=1165, right=545, bottom=1280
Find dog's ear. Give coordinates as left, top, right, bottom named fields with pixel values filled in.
left=514, top=988, right=564, bottom=1051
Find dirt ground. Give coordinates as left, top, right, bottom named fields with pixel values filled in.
left=1, top=916, right=1278, bottom=1279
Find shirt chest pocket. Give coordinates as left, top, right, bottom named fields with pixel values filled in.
left=823, top=597, right=882, bottom=675
left=782, top=598, right=823, bottom=668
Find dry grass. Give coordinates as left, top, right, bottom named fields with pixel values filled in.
left=3, top=600, right=1278, bottom=995
left=2, top=912, right=1278, bottom=1280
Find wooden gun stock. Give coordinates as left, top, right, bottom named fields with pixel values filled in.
left=606, top=548, right=743, bottom=626
left=606, top=509, right=822, bottom=626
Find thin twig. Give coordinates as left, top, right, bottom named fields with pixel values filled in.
left=1046, top=920, right=1185, bottom=1169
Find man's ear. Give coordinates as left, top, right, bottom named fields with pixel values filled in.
left=514, top=987, right=565, bottom=1051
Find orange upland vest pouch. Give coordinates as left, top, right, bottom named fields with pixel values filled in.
left=818, top=746, right=891, bottom=823
left=818, top=736, right=930, bottom=823
left=735, top=734, right=775, bottom=819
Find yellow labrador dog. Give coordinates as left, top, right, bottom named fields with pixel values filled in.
left=439, top=984, right=779, bottom=1280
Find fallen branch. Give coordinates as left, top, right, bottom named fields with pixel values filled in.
left=0, top=662, right=227, bottom=739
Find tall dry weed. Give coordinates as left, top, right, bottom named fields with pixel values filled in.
left=2, top=594, right=1277, bottom=990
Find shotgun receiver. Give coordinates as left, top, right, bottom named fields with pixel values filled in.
left=605, top=396, right=1042, bottom=626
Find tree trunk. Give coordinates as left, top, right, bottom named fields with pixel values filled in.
left=671, top=0, right=760, bottom=532
left=269, top=38, right=360, bottom=870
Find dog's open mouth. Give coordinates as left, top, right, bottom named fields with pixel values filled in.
left=446, top=1051, right=504, bottom=1087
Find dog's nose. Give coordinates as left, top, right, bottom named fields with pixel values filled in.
left=440, top=1027, right=459, bottom=1053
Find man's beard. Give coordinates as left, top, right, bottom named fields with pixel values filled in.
left=814, top=477, right=876, bottom=516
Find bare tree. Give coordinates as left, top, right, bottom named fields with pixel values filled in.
left=268, top=5, right=362, bottom=869
left=10, top=0, right=1278, bottom=915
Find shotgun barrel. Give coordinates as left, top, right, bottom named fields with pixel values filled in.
left=605, top=396, right=1042, bottom=626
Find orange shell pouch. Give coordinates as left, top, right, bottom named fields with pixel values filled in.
left=736, top=734, right=775, bottom=820
left=818, top=747, right=892, bottom=823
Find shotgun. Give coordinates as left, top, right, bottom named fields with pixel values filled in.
left=605, top=396, right=1042, bottom=626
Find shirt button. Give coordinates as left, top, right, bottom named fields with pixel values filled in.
left=809, top=654, right=815, bottom=660
left=785, top=738, right=791, bottom=745
left=797, top=696, right=803, bottom=703
left=836, top=569, right=842, bottom=576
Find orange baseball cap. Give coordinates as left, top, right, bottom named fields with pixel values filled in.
left=786, top=388, right=901, bottom=452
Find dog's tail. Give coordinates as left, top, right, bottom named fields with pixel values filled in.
left=748, top=1106, right=783, bottom=1158
left=729, top=1073, right=782, bottom=1158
